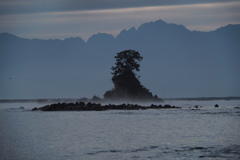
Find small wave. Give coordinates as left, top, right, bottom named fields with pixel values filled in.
left=198, top=145, right=240, bottom=159
left=107, top=111, right=137, bottom=115
left=3, top=107, right=25, bottom=112
left=87, top=145, right=159, bottom=156
left=200, top=110, right=240, bottom=117
left=87, top=145, right=240, bottom=159
left=201, top=111, right=230, bottom=115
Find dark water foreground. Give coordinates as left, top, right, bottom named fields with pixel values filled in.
left=32, top=102, right=180, bottom=111
left=1, top=100, right=240, bottom=160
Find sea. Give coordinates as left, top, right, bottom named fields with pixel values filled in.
left=0, top=100, right=240, bottom=160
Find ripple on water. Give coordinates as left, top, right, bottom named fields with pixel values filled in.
left=86, top=145, right=240, bottom=159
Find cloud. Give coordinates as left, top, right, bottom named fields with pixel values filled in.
left=0, top=0, right=239, bottom=40
left=0, top=0, right=239, bottom=15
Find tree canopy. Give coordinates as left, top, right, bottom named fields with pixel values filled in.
left=111, top=50, right=143, bottom=77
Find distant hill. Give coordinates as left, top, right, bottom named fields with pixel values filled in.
left=1, top=19, right=240, bottom=99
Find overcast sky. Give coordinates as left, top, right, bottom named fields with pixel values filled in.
left=0, top=0, right=240, bottom=40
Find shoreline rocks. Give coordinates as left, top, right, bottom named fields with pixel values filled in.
left=32, top=102, right=181, bottom=111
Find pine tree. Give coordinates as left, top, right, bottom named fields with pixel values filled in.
left=104, top=50, right=162, bottom=102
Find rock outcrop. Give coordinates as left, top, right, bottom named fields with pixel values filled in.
left=32, top=102, right=180, bottom=111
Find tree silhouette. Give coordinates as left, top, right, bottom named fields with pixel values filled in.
left=111, top=50, right=143, bottom=77
left=104, top=50, right=162, bottom=102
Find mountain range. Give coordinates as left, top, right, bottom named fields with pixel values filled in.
left=1, top=19, right=240, bottom=99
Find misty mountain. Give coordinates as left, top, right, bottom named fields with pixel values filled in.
left=1, top=19, right=240, bottom=99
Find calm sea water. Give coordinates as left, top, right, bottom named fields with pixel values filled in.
left=0, top=100, right=240, bottom=160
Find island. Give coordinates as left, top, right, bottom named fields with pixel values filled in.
left=33, top=50, right=180, bottom=111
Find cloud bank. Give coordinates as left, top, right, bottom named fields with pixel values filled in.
left=1, top=0, right=239, bottom=40
left=0, top=0, right=239, bottom=14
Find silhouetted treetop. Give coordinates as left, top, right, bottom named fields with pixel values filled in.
left=111, top=50, right=143, bottom=77
left=104, top=50, right=162, bottom=102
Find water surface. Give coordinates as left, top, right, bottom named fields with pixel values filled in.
left=0, top=100, right=240, bottom=159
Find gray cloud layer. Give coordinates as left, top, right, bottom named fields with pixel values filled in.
left=1, top=0, right=240, bottom=40
left=0, top=0, right=239, bottom=15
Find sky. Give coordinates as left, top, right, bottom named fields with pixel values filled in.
left=0, top=0, right=240, bottom=41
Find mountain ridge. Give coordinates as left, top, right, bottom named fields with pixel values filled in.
left=1, top=19, right=240, bottom=99
left=1, top=19, right=240, bottom=42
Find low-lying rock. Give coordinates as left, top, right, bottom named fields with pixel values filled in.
left=32, top=102, right=181, bottom=111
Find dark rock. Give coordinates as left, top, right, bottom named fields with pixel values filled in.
left=163, top=105, right=172, bottom=108
left=79, top=102, right=85, bottom=107
left=34, top=101, right=181, bottom=111
left=215, top=104, right=219, bottom=107
left=32, top=107, right=38, bottom=111
left=104, top=50, right=163, bottom=102
left=194, top=105, right=199, bottom=108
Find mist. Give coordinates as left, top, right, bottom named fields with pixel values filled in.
left=0, top=20, right=240, bottom=99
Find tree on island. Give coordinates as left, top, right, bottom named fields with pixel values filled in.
left=104, top=50, right=162, bottom=102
